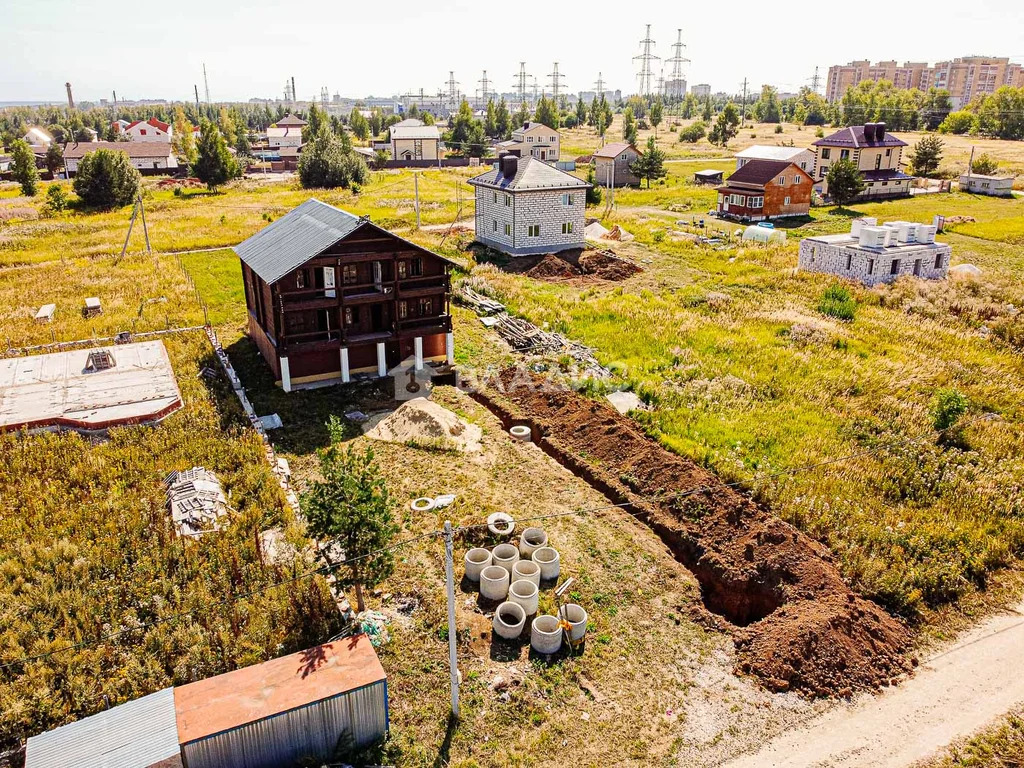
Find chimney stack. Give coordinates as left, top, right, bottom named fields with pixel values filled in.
left=291, top=76, right=296, bottom=104
left=65, top=82, right=75, bottom=109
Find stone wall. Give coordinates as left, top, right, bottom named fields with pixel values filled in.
left=798, top=240, right=951, bottom=286
left=475, top=186, right=586, bottom=256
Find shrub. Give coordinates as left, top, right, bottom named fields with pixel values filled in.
left=774, top=124, right=784, bottom=134
left=10, top=139, right=39, bottom=197
left=938, top=110, right=976, bottom=135
left=42, top=184, right=68, bottom=216
left=72, top=149, right=142, bottom=208
left=815, top=127, right=825, bottom=138
left=930, top=388, right=969, bottom=432
left=818, top=283, right=857, bottom=321
left=970, top=154, right=999, bottom=175
left=298, top=132, right=368, bottom=190
left=678, top=121, right=706, bottom=143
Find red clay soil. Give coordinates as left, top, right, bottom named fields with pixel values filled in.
left=526, top=254, right=580, bottom=279
left=524, top=251, right=643, bottom=282
left=477, top=373, right=912, bottom=698
left=578, top=251, right=643, bottom=280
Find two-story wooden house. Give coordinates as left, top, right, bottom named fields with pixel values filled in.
left=234, top=199, right=455, bottom=391
left=715, top=159, right=814, bottom=221
left=812, top=123, right=913, bottom=200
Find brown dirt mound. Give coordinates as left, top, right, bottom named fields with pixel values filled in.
left=523, top=251, right=643, bottom=282
left=475, top=373, right=912, bottom=698
left=579, top=251, right=643, bottom=280
left=526, top=254, right=579, bottom=279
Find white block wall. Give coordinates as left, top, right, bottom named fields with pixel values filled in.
left=798, top=240, right=951, bottom=286
left=474, top=186, right=586, bottom=256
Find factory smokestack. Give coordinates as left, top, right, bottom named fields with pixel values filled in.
left=291, top=76, right=296, bottom=104
left=65, top=82, right=75, bottom=109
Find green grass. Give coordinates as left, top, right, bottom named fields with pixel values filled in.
left=924, top=708, right=1024, bottom=767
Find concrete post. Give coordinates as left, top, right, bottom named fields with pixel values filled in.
left=414, top=336, right=424, bottom=370
left=445, top=332, right=455, bottom=365
left=279, top=356, right=291, bottom=393
left=376, top=342, right=387, bottom=378
left=340, top=347, right=350, bottom=383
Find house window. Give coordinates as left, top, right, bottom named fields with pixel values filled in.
left=410, top=258, right=423, bottom=277
left=527, top=136, right=534, bottom=143
left=821, top=148, right=831, bottom=159
left=777, top=176, right=786, bottom=186
left=504, top=223, right=511, bottom=236
left=550, top=136, right=556, bottom=142
left=890, top=259, right=900, bottom=275
left=819, top=166, right=827, bottom=178
left=749, top=196, right=763, bottom=208
left=885, top=148, right=892, bottom=157
left=493, top=192, right=498, bottom=203
left=342, top=264, right=358, bottom=284
left=418, top=297, right=433, bottom=316
left=840, top=149, right=850, bottom=160
left=868, top=258, right=875, bottom=275
left=846, top=254, right=853, bottom=270
left=793, top=175, right=801, bottom=184
left=528, top=224, right=540, bottom=237
left=493, top=220, right=498, bottom=232
left=397, top=261, right=407, bottom=279
left=561, top=193, right=574, bottom=205
left=295, top=270, right=306, bottom=289
left=914, top=258, right=922, bottom=276
left=140, top=129, right=147, bottom=135
left=731, top=194, right=746, bottom=206
left=882, top=181, right=888, bottom=186
left=784, top=196, right=791, bottom=206
left=344, top=307, right=360, bottom=326
left=934, top=253, right=944, bottom=268
left=504, top=194, right=512, bottom=206
left=398, top=300, right=408, bottom=319
left=562, top=222, right=573, bottom=234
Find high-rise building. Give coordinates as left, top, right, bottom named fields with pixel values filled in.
left=826, top=56, right=1024, bottom=107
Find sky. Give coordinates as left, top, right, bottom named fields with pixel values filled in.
left=2, top=0, right=1024, bottom=104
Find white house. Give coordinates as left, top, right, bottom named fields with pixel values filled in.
left=63, top=141, right=178, bottom=174
left=23, top=126, right=52, bottom=149
left=468, top=155, right=589, bottom=256
left=736, top=145, right=815, bottom=173
left=390, top=121, right=442, bottom=161
left=124, top=118, right=172, bottom=143
left=959, top=173, right=1015, bottom=197
left=798, top=217, right=950, bottom=286
left=495, top=121, right=560, bottom=162
left=267, top=113, right=307, bottom=149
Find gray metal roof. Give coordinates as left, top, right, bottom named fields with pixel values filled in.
left=25, top=688, right=180, bottom=768
left=233, top=198, right=364, bottom=284
left=390, top=125, right=441, bottom=140
left=467, top=156, right=589, bottom=192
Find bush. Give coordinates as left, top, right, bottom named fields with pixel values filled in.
left=815, top=127, right=825, bottom=138
left=818, top=283, right=857, bottom=321
left=72, top=149, right=142, bottom=208
left=678, top=122, right=706, bottom=143
left=774, top=124, right=784, bottom=134
left=970, top=154, right=999, bottom=175
left=298, top=133, right=368, bottom=190
left=930, top=388, right=969, bottom=432
left=42, top=184, right=68, bottom=216
left=938, top=110, right=976, bottom=135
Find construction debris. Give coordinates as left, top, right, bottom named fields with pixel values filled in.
left=458, top=286, right=505, bottom=315
left=164, top=467, right=230, bottom=538
left=363, top=398, right=483, bottom=452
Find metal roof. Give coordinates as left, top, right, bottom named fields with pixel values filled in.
left=63, top=141, right=176, bottom=159
left=174, top=635, right=387, bottom=744
left=232, top=198, right=364, bottom=284
left=592, top=142, right=637, bottom=159
left=468, top=156, right=589, bottom=192
left=390, top=125, right=441, bottom=140
left=736, top=145, right=810, bottom=161
left=25, top=688, right=180, bottom=768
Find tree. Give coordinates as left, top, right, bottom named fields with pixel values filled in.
left=938, top=110, right=976, bottom=135
left=348, top=109, right=370, bottom=141
left=301, top=423, right=398, bottom=612
left=512, top=102, right=530, bottom=131
left=971, top=154, right=999, bottom=175
left=445, top=99, right=486, bottom=156
left=752, top=85, right=782, bottom=123
left=575, top=97, right=587, bottom=127
left=622, top=107, right=638, bottom=144
left=495, top=97, right=511, bottom=139
left=921, top=88, right=953, bottom=130
left=368, top=109, right=383, bottom=138
left=217, top=107, right=237, bottom=149
left=650, top=98, right=664, bottom=136
left=930, top=388, right=969, bottom=433
left=371, top=149, right=390, bottom=171
left=171, top=106, right=197, bottom=167
left=43, top=184, right=68, bottom=216
left=193, top=120, right=240, bottom=190
left=585, top=166, right=602, bottom=206
left=534, top=95, right=559, bottom=129
left=907, top=135, right=944, bottom=177
left=708, top=103, right=740, bottom=146
left=72, top=149, right=141, bottom=208
left=678, top=121, right=706, bottom=143
left=298, top=131, right=368, bottom=189
left=306, top=101, right=327, bottom=139
left=702, top=95, right=713, bottom=122
left=629, top=136, right=667, bottom=188
left=484, top=100, right=497, bottom=138
left=11, top=139, right=40, bottom=196
left=44, top=142, right=64, bottom=175
left=825, top=158, right=865, bottom=206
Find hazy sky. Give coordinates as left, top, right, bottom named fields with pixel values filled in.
left=3, top=0, right=1023, bottom=103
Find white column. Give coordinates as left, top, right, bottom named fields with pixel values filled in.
left=340, top=348, right=350, bottom=383
left=445, top=332, right=455, bottom=365
left=414, top=337, right=424, bottom=370
left=279, top=356, right=292, bottom=393
left=376, top=342, right=387, bottom=378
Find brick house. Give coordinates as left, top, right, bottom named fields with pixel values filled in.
left=495, top=121, right=560, bottom=162
left=267, top=114, right=306, bottom=149
left=234, top=199, right=455, bottom=391
left=592, top=142, right=641, bottom=187
left=812, top=123, right=913, bottom=200
left=468, top=156, right=589, bottom=257
left=124, top=117, right=172, bottom=143
left=63, top=141, right=178, bottom=173
left=715, top=159, right=814, bottom=221
left=798, top=217, right=950, bottom=286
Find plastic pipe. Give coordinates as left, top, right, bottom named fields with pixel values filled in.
left=509, top=425, right=532, bottom=442
left=491, top=543, right=520, bottom=574
left=463, top=548, right=492, bottom=582
left=512, top=559, right=541, bottom=587
left=531, top=615, right=563, bottom=655
left=509, top=579, right=539, bottom=616
left=479, top=565, right=510, bottom=601
left=532, top=546, right=560, bottom=580
left=518, top=527, right=548, bottom=558
left=558, top=603, right=588, bottom=642
left=492, top=601, right=526, bottom=640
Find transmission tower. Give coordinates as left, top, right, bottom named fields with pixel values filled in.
left=548, top=63, right=565, bottom=101
left=446, top=71, right=460, bottom=109
left=594, top=72, right=604, bottom=99
left=283, top=80, right=291, bottom=102
left=656, top=68, right=665, bottom=97
left=633, top=24, right=660, bottom=96
left=531, top=76, right=540, bottom=104
left=478, top=70, right=491, bottom=104
left=203, top=63, right=211, bottom=103
left=666, top=28, right=690, bottom=99
left=809, top=66, right=822, bottom=94
left=513, top=62, right=530, bottom=106
left=320, top=86, right=329, bottom=108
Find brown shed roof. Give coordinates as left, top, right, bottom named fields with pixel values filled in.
left=724, top=159, right=802, bottom=187
left=592, top=141, right=638, bottom=159
left=173, top=635, right=386, bottom=744
left=63, top=141, right=175, bottom=159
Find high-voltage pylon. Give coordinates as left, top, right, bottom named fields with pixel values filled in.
left=666, top=28, right=690, bottom=99
left=513, top=62, right=530, bottom=106
left=809, top=66, right=822, bottom=93
left=446, top=71, right=460, bottom=109
left=633, top=24, right=660, bottom=96
left=594, top=72, right=604, bottom=99
left=547, top=63, right=565, bottom=101
left=478, top=70, right=491, bottom=104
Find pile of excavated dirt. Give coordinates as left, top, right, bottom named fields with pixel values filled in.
left=474, top=372, right=912, bottom=698
left=526, top=254, right=579, bottom=279
left=523, top=251, right=643, bottom=282
left=363, top=397, right=482, bottom=452
left=579, top=251, right=643, bottom=280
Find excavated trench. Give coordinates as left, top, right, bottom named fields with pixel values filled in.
left=472, top=372, right=912, bottom=697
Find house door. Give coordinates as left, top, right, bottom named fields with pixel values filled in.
left=914, top=259, right=922, bottom=276
left=540, top=150, right=546, bottom=160
left=371, top=303, right=384, bottom=332
left=323, top=267, right=336, bottom=298
left=373, top=261, right=383, bottom=292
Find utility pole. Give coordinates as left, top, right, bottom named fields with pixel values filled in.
left=65, top=82, right=75, bottom=110
left=740, top=77, right=749, bottom=123
left=203, top=63, right=211, bottom=103
left=194, top=85, right=201, bottom=113
left=414, top=172, right=421, bottom=229
left=291, top=76, right=297, bottom=106
left=548, top=62, right=565, bottom=102
left=443, top=521, right=460, bottom=719
left=633, top=24, right=660, bottom=96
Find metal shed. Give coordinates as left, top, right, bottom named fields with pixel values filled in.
left=25, top=688, right=181, bottom=768
left=174, top=635, right=388, bottom=768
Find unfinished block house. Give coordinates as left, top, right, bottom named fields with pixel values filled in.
left=468, top=155, right=589, bottom=257
left=235, top=199, right=455, bottom=391
left=798, top=217, right=951, bottom=286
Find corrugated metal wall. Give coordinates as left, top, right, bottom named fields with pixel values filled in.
left=180, top=681, right=387, bottom=768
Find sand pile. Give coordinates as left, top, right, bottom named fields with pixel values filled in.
left=363, top=398, right=482, bottom=452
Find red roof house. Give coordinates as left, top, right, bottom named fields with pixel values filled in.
left=716, top=159, right=814, bottom=222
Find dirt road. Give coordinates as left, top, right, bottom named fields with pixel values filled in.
left=722, top=601, right=1024, bottom=768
